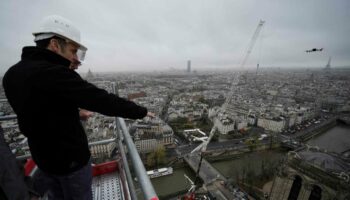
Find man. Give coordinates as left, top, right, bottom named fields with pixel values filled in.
left=3, top=15, right=154, bottom=199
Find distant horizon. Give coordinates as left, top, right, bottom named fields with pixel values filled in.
left=74, top=65, right=350, bottom=75
left=1, top=64, right=349, bottom=77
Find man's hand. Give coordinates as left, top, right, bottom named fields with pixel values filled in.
left=79, top=109, right=93, bottom=121
left=147, top=112, right=156, bottom=118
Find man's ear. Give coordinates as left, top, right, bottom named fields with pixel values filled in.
left=47, top=38, right=60, bottom=53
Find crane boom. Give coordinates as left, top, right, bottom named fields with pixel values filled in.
left=240, top=20, right=265, bottom=68
left=222, top=20, right=265, bottom=110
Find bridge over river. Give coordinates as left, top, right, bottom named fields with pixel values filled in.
left=183, top=154, right=227, bottom=184
left=180, top=153, right=245, bottom=199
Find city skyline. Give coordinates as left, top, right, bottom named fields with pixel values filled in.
left=1, top=68, right=350, bottom=199
left=0, top=0, right=350, bottom=74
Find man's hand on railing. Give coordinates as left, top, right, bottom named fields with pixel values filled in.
left=147, top=112, right=156, bottom=118
left=79, top=109, right=94, bottom=121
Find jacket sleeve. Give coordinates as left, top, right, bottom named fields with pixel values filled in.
left=37, top=66, right=147, bottom=119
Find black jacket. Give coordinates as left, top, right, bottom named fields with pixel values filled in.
left=3, top=47, right=147, bottom=175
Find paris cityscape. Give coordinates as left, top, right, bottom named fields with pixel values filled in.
left=1, top=65, right=349, bottom=199
left=1, top=1, right=350, bottom=199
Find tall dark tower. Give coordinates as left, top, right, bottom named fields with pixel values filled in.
left=187, top=60, right=191, bottom=73
left=325, top=56, right=331, bottom=70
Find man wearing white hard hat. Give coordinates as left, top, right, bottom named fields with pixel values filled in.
left=3, top=15, right=155, bottom=200
left=32, top=15, right=87, bottom=64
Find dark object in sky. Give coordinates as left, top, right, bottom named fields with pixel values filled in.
left=306, top=48, right=323, bottom=53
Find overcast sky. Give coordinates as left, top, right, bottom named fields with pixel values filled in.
left=1, top=0, right=349, bottom=74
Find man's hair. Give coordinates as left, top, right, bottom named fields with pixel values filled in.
left=35, top=36, right=67, bottom=50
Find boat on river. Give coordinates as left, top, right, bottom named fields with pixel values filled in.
left=147, top=167, right=173, bottom=179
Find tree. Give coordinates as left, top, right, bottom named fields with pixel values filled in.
left=244, top=137, right=260, bottom=152
left=147, top=146, right=166, bottom=168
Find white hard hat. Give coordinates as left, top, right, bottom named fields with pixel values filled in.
left=33, top=15, right=87, bottom=61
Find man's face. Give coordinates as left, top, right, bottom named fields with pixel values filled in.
left=56, top=40, right=81, bottom=70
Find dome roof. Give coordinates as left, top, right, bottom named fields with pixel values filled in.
left=299, top=151, right=350, bottom=173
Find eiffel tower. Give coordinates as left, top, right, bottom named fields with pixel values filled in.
left=325, top=56, right=331, bottom=70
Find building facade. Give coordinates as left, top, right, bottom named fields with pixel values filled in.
left=133, top=120, right=174, bottom=153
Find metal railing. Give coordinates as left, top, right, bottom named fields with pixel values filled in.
left=111, top=82, right=158, bottom=200
left=116, top=117, right=158, bottom=200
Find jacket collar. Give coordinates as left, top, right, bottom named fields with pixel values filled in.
left=21, top=46, right=71, bottom=68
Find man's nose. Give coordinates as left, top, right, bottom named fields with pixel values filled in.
left=73, top=53, right=79, bottom=61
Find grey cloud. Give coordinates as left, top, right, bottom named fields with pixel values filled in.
left=0, top=0, right=349, bottom=74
